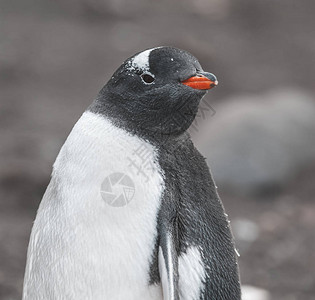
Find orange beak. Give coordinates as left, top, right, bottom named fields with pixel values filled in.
left=182, top=74, right=218, bottom=90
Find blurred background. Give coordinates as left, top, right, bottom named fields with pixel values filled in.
left=1, top=0, right=315, bottom=299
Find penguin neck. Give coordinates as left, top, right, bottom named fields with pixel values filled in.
left=88, top=89, right=194, bottom=146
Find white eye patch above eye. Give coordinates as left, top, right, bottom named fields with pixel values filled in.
left=130, top=47, right=163, bottom=72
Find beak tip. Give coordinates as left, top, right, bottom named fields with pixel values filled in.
left=209, top=80, right=218, bottom=89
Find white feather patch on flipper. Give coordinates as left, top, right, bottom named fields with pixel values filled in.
left=178, top=246, right=205, bottom=300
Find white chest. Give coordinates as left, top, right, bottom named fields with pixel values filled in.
left=23, top=112, right=164, bottom=300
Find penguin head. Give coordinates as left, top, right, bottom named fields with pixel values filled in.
left=94, top=46, right=217, bottom=139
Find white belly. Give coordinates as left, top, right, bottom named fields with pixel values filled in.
left=23, top=111, right=164, bottom=300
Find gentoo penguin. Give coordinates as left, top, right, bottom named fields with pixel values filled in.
left=23, top=46, right=241, bottom=300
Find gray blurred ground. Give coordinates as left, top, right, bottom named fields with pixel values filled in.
left=1, top=0, right=315, bottom=299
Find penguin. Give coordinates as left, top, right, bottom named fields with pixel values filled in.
left=22, top=46, right=241, bottom=300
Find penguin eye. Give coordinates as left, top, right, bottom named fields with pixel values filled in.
left=141, top=73, right=155, bottom=84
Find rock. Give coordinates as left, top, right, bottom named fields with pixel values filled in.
left=232, top=219, right=260, bottom=252
left=196, top=89, right=315, bottom=194
left=242, top=285, right=270, bottom=300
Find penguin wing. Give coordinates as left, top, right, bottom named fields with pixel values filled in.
left=158, top=224, right=179, bottom=300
